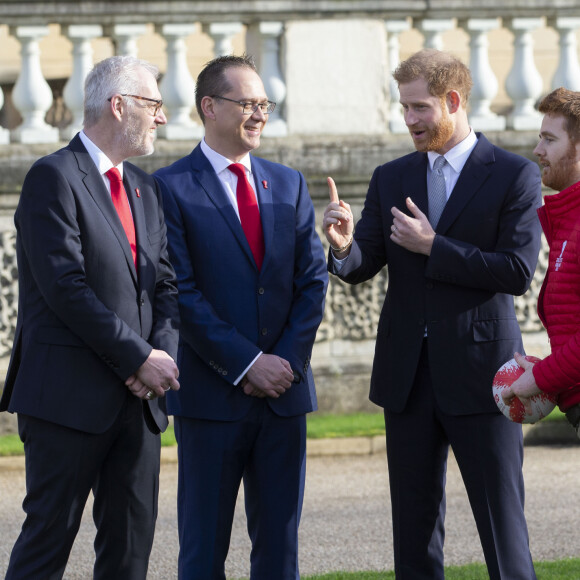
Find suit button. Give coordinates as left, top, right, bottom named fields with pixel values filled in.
left=261, top=328, right=268, bottom=336
left=426, top=282, right=434, bottom=290
left=258, top=287, right=265, bottom=295
left=222, top=370, right=228, bottom=376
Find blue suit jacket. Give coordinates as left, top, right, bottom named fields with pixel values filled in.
left=0, top=134, right=179, bottom=434
left=334, top=133, right=542, bottom=415
left=154, top=144, right=328, bottom=420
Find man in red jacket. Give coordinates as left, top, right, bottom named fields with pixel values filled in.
left=503, top=87, right=580, bottom=435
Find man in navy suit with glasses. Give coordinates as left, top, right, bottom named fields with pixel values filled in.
left=154, top=54, right=328, bottom=579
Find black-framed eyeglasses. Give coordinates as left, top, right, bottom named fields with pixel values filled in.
left=211, top=95, right=276, bottom=115
left=108, top=94, right=164, bottom=116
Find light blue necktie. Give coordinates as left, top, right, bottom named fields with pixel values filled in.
left=428, top=156, right=448, bottom=228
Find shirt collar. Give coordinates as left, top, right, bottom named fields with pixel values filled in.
left=200, top=138, right=252, bottom=176
left=427, top=128, right=478, bottom=173
left=79, top=130, right=123, bottom=178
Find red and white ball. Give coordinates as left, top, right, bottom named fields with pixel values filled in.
left=492, top=356, right=557, bottom=424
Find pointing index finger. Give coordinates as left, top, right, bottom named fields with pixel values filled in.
left=327, top=177, right=339, bottom=204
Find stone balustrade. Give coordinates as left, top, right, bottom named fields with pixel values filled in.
left=0, top=1, right=579, bottom=141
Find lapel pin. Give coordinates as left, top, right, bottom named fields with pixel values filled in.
left=135, top=187, right=141, bottom=198
left=262, top=180, right=268, bottom=189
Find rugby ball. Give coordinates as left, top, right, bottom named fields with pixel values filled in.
left=492, top=356, right=556, bottom=424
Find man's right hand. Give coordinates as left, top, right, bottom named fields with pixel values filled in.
left=244, top=354, right=294, bottom=399
left=322, top=176, right=354, bottom=257
left=129, top=348, right=180, bottom=399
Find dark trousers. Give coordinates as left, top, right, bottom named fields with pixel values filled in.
left=384, top=342, right=536, bottom=580
left=174, top=402, right=307, bottom=580
left=5, top=394, right=160, bottom=580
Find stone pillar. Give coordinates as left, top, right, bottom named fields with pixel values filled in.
left=10, top=25, right=59, bottom=144
left=203, top=22, right=243, bottom=56
left=0, top=85, right=9, bottom=144
left=505, top=18, right=543, bottom=131
left=247, top=21, right=287, bottom=137
left=417, top=19, right=455, bottom=50
left=155, top=23, right=202, bottom=140
left=549, top=17, right=580, bottom=92
left=61, top=25, right=102, bottom=140
left=109, top=24, right=148, bottom=57
left=463, top=18, right=505, bottom=131
left=385, top=19, right=410, bottom=134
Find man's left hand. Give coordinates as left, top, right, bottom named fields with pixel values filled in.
left=390, top=197, right=436, bottom=256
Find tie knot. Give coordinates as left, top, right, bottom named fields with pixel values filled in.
left=433, top=156, right=446, bottom=171
left=106, top=167, right=122, bottom=183
left=228, top=163, right=247, bottom=180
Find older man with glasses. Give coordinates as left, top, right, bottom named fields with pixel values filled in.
left=154, top=54, right=328, bottom=580
left=1, top=55, right=180, bottom=580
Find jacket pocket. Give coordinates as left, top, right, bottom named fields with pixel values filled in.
left=472, top=318, right=520, bottom=342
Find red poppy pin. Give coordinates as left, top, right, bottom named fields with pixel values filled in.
left=262, top=180, right=268, bottom=189
left=135, top=187, right=141, bottom=198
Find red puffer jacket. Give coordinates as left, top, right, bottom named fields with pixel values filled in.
left=533, top=180, right=580, bottom=411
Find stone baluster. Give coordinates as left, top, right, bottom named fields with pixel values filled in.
left=155, top=23, right=201, bottom=140
left=203, top=22, right=243, bottom=56
left=246, top=21, right=287, bottom=137
left=109, top=24, right=148, bottom=57
left=505, top=18, right=544, bottom=131
left=0, top=85, right=9, bottom=144
left=417, top=19, right=455, bottom=50
left=462, top=18, right=505, bottom=131
left=385, top=19, right=410, bottom=134
left=10, top=25, right=58, bottom=143
left=549, top=17, right=580, bottom=92
left=61, top=25, right=102, bottom=140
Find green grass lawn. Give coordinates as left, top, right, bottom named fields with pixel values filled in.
left=0, top=408, right=569, bottom=457
left=296, top=559, right=580, bottom=579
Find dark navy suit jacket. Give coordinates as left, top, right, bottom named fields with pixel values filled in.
left=334, top=133, right=542, bottom=415
left=155, top=144, right=328, bottom=420
left=0, top=134, right=179, bottom=434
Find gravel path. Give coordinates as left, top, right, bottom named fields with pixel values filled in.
left=1, top=444, right=579, bottom=578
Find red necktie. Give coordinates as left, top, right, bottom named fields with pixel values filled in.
left=105, top=167, right=137, bottom=269
left=228, top=163, right=265, bottom=270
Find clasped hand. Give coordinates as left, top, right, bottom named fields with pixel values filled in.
left=242, top=354, right=294, bottom=399
left=125, top=348, right=180, bottom=400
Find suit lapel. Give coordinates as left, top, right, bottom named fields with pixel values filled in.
left=123, top=169, right=143, bottom=284
left=436, top=134, right=493, bottom=234
left=189, top=146, right=261, bottom=271
left=249, top=158, right=273, bottom=271
left=70, top=135, right=138, bottom=285
left=403, top=153, right=429, bottom=217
